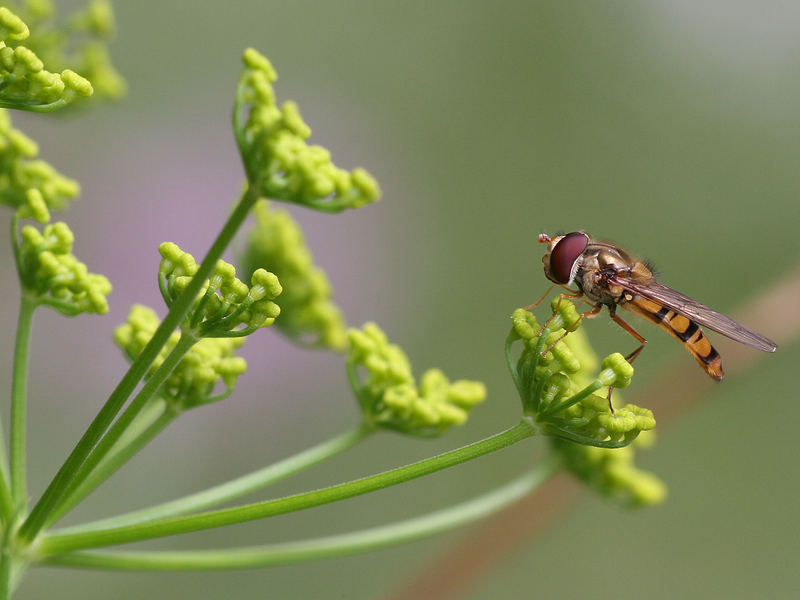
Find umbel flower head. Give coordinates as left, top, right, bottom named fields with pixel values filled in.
left=0, top=7, right=94, bottom=111
left=13, top=219, right=111, bottom=315
left=158, top=242, right=282, bottom=338
left=0, top=109, right=79, bottom=220
left=233, top=48, right=380, bottom=213
left=240, top=200, right=347, bottom=351
left=1, top=1, right=125, bottom=106
left=507, top=297, right=665, bottom=506
left=115, top=305, right=247, bottom=410
left=347, top=322, right=486, bottom=436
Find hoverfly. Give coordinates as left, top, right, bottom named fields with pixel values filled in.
left=538, top=231, right=777, bottom=381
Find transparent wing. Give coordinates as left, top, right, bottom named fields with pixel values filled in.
left=611, top=276, right=777, bottom=352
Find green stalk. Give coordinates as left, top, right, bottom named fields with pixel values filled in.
left=55, top=423, right=374, bottom=536
left=39, top=420, right=536, bottom=555
left=44, top=458, right=559, bottom=571
left=18, top=184, right=262, bottom=543
left=9, top=294, right=37, bottom=511
left=45, top=400, right=173, bottom=528
left=45, top=335, right=196, bottom=527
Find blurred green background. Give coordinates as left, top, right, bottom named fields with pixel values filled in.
left=1, top=1, right=798, bottom=598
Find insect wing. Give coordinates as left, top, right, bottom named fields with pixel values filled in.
left=610, top=276, right=777, bottom=352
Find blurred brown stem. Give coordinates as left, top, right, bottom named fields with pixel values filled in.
left=385, top=266, right=800, bottom=600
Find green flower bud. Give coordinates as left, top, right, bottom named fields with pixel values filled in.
left=115, top=305, right=248, bottom=409
left=347, top=322, right=486, bottom=436
left=0, top=0, right=124, bottom=107
left=511, top=308, right=540, bottom=340
left=240, top=200, right=348, bottom=351
left=60, top=69, right=93, bottom=97
left=597, top=353, right=634, bottom=389
left=235, top=50, right=380, bottom=212
left=15, top=219, right=111, bottom=316
left=83, top=0, right=115, bottom=37
left=0, top=7, right=29, bottom=42
left=550, top=295, right=582, bottom=330
left=242, top=47, right=277, bottom=81
left=506, top=297, right=664, bottom=505
left=0, top=109, right=79, bottom=215
left=16, top=187, right=50, bottom=223
left=552, top=432, right=666, bottom=507
left=158, top=241, right=281, bottom=338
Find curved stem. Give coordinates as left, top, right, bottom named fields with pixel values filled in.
left=43, top=458, right=560, bottom=571
left=54, top=423, right=374, bottom=536
left=10, top=293, right=37, bottom=511
left=18, top=184, right=262, bottom=543
left=39, top=420, right=536, bottom=555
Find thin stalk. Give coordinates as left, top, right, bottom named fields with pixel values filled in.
left=9, top=294, right=37, bottom=511
left=39, top=420, right=536, bottom=555
left=46, top=334, right=197, bottom=527
left=44, top=458, right=560, bottom=571
left=45, top=400, right=173, bottom=528
left=18, top=184, right=262, bottom=543
left=54, top=423, right=374, bottom=536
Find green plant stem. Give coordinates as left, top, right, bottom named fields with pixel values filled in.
left=53, top=423, right=374, bottom=536
left=9, top=293, right=37, bottom=511
left=540, top=380, right=603, bottom=418
left=0, top=525, right=10, bottom=600
left=0, top=99, right=68, bottom=112
left=45, top=400, right=173, bottom=528
left=18, top=184, right=262, bottom=544
left=45, top=335, right=197, bottom=528
left=39, top=420, right=536, bottom=555
left=44, top=457, right=560, bottom=571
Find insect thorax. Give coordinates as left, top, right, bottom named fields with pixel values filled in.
left=576, top=244, right=636, bottom=307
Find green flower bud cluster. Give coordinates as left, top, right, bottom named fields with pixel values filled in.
left=115, top=305, right=248, bottom=410
left=1, top=1, right=125, bottom=105
left=0, top=7, right=93, bottom=111
left=509, top=299, right=649, bottom=445
left=551, top=433, right=667, bottom=506
left=158, top=242, right=282, bottom=338
left=15, top=219, right=111, bottom=315
left=0, top=109, right=80, bottom=219
left=235, top=49, right=380, bottom=213
left=347, top=322, right=486, bottom=436
left=240, top=201, right=347, bottom=351
left=507, top=297, right=665, bottom=505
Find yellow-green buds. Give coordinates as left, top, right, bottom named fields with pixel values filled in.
left=15, top=220, right=111, bottom=315
left=0, top=109, right=79, bottom=216
left=158, top=241, right=282, bottom=338
left=0, top=7, right=30, bottom=42
left=506, top=297, right=665, bottom=505
left=234, top=49, right=380, bottom=212
left=0, top=7, right=93, bottom=111
left=552, top=433, right=667, bottom=506
left=240, top=201, right=347, bottom=351
left=347, top=322, right=486, bottom=436
left=115, top=305, right=247, bottom=410
left=0, top=1, right=125, bottom=107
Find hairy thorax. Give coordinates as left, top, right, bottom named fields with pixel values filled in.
left=575, top=242, right=653, bottom=308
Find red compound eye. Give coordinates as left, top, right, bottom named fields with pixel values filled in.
left=549, top=232, right=588, bottom=284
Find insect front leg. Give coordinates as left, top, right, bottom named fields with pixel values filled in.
left=540, top=301, right=601, bottom=357
left=524, top=284, right=582, bottom=311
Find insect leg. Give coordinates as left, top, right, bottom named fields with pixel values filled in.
left=540, top=303, right=601, bottom=357
left=607, top=305, right=648, bottom=363
left=604, top=305, right=648, bottom=413
left=524, top=284, right=582, bottom=310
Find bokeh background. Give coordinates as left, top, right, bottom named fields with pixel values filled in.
left=1, top=1, right=799, bottom=598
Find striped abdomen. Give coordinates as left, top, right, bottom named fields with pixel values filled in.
left=626, top=296, right=724, bottom=380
